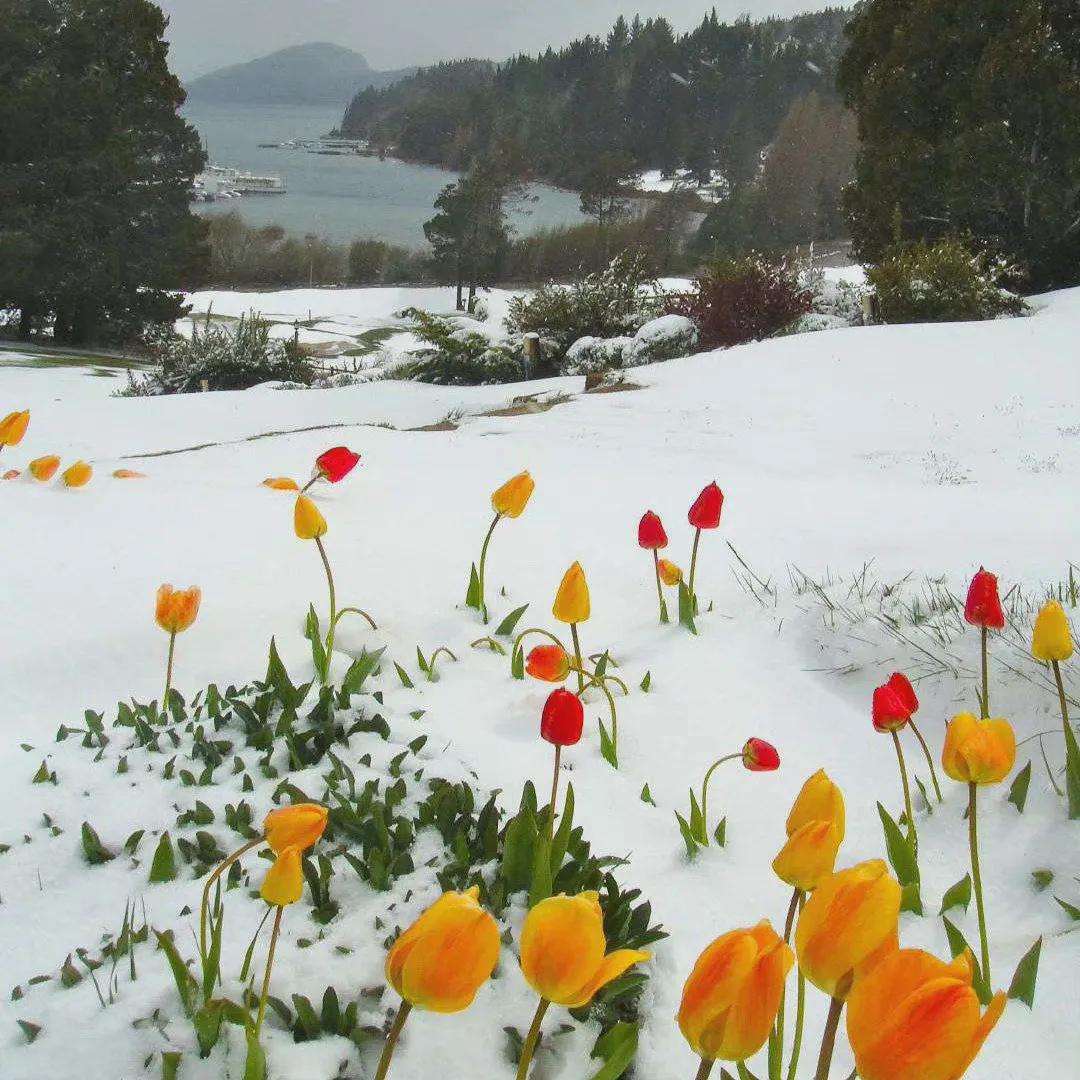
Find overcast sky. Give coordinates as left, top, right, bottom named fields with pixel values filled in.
left=159, top=1, right=840, bottom=79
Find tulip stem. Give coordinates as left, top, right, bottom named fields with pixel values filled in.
left=687, top=527, right=702, bottom=615
left=968, top=782, right=991, bottom=989
left=373, top=1001, right=413, bottom=1080
left=771, top=888, right=802, bottom=1080
left=813, top=996, right=844, bottom=1080
left=516, top=997, right=551, bottom=1080
left=1051, top=659, right=1080, bottom=816
left=333, top=606, right=378, bottom=631
left=476, top=512, right=501, bottom=623
left=200, top=837, right=263, bottom=972
left=577, top=674, right=619, bottom=767
left=694, top=1059, right=715, bottom=1080
left=700, top=753, right=742, bottom=846
left=548, top=745, right=562, bottom=843
left=570, top=624, right=585, bottom=694
left=162, top=631, right=177, bottom=712
left=907, top=720, right=944, bottom=803
left=785, top=899, right=807, bottom=1080
left=254, top=905, right=284, bottom=1037
left=653, top=550, right=670, bottom=624
left=980, top=626, right=990, bottom=718
left=315, top=536, right=337, bottom=680
left=891, top=730, right=917, bottom=850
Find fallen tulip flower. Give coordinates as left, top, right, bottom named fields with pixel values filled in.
left=155, top=584, right=201, bottom=710
left=29, top=455, right=60, bottom=482
left=658, top=558, right=683, bottom=586
left=965, top=567, right=1005, bottom=716
left=307, top=446, right=360, bottom=488
left=62, top=460, right=92, bottom=487
left=0, top=409, right=29, bottom=451
left=515, top=892, right=650, bottom=1080
left=262, top=476, right=299, bottom=491
left=112, top=468, right=146, bottom=479
left=466, top=470, right=535, bottom=622
left=2, top=469, right=19, bottom=480
left=639, top=511, right=671, bottom=623
left=1032, top=600, right=1080, bottom=817
left=683, top=481, right=724, bottom=632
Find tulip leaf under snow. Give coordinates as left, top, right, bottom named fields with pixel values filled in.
left=493, top=603, right=529, bottom=638
left=588, top=1021, right=638, bottom=1079
left=1007, top=760, right=1032, bottom=813
left=1007, top=936, right=1042, bottom=1007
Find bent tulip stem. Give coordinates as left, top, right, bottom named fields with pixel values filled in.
left=578, top=674, right=619, bottom=765
left=687, top=528, right=703, bottom=615
left=570, top=623, right=585, bottom=694
left=254, top=905, right=284, bottom=1038
left=980, top=626, right=990, bottom=718
left=653, top=550, right=670, bottom=624
left=200, top=837, right=263, bottom=967
left=548, top=745, right=562, bottom=843
left=516, top=997, right=551, bottom=1080
left=163, top=631, right=177, bottom=712
left=907, top=720, right=944, bottom=803
left=476, top=512, right=501, bottom=623
left=700, top=753, right=742, bottom=845
left=892, top=730, right=917, bottom=850
left=694, top=1059, right=715, bottom=1080
left=333, top=606, right=378, bottom=631
left=968, top=782, right=991, bottom=988
left=315, top=536, right=337, bottom=680
left=373, top=1001, right=413, bottom=1080
left=813, top=996, right=844, bottom=1080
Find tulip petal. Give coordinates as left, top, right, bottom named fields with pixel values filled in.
left=678, top=932, right=760, bottom=1055
left=786, top=770, right=845, bottom=837
left=520, top=893, right=606, bottom=1005
left=720, top=937, right=794, bottom=1061
left=563, top=948, right=651, bottom=1009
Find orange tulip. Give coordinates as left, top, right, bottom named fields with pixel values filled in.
left=294, top=494, right=327, bottom=540
left=263, top=476, right=299, bottom=491
left=678, top=922, right=793, bottom=1062
left=2, top=469, right=20, bottom=480
left=942, top=713, right=1016, bottom=785
left=552, top=562, right=590, bottom=624
left=794, top=860, right=900, bottom=999
left=264, top=803, right=328, bottom=854
left=260, top=846, right=304, bottom=906
left=62, top=461, right=92, bottom=487
left=846, top=949, right=1006, bottom=1080
left=658, top=558, right=683, bottom=586
left=29, top=455, right=60, bottom=482
left=385, top=886, right=500, bottom=1013
left=491, top=470, right=535, bottom=518
left=0, top=409, right=29, bottom=447
left=112, top=468, right=146, bottom=479
left=155, top=585, right=201, bottom=634
left=526, top=643, right=571, bottom=682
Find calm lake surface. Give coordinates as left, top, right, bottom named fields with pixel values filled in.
left=181, top=102, right=586, bottom=248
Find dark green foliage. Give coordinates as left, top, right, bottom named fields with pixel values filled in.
left=264, top=985, right=379, bottom=1047
left=391, top=308, right=524, bottom=385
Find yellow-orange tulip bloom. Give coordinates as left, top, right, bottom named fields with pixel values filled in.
left=294, top=494, right=327, bottom=540
left=773, top=820, right=844, bottom=892
left=846, top=949, right=1006, bottom=1080
left=552, top=562, right=590, bottom=624
left=0, top=409, right=29, bottom=447
left=491, top=470, right=534, bottom=518
left=520, top=892, right=650, bottom=1008
left=385, top=886, right=500, bottom=1013
left=264, top=803, right=328, bottom=854
left=260, top=845, right=304, bottom=906
left=1032, top=600, right=1074, bottom=663
left=62, top=460, right=92, bottom=487
left=658, top=558, right=683, bottom=586
left=942, top=713, right=1016, bottom=785
left=263, top=476, right=299, bottom=491
left=29, top=455, right=60, bottom=482
left=786, top=769, right=845, bottom=836
left=795, top=860, right=900, bottom=999
left=112, top=468, right=146, bottom=479
left=155, top=585, right=201, bottom=634
left=678, top=921, right=793, bottom=1062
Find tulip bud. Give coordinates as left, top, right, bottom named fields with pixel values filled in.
left=0, top=409, right=30, bottom=447
left=385, top=887, right=500, bottom=1013
left=314, top=446, right=360, bottom=483
left=846, top=949, right=1005, bottom=1080
left=155, top=585, right=201, bottom=634
left=742, top=737, right=780, bottom=772
left=786, top=770, right=845, bottom=836
left=491, top=471, right=535, bottom=518
left=262, top=476, right=299, bottom=491
left=885, top=672, right=918, bottom=716
left=62, top=461, right=93, bottom=488
left=294, top=494, right=327, bottom=540
left=260, top=846, right=304, bottom=906
left=872, top=684, right=911, bottom=733
left=773, top=820, right=844, bottom=892
left=637, top=511, right=668, bottom=550
left=678, top=922, right=793, bottom=1062
left=520, top=892, right=650, bottom=1007
left=964, top=568, right=1005, bottom=630
left=1032, top=600, right=1074, bottom=663
left=29, top=455, right=60, bottom=482
left=795, top=860, right=901, bottom=999
left=526, top=644, right=571, bottom=682
left=688, top=482, right=724, bottom=530
left=658, top=558, right=683, bottom=586
left=264, top=803, right=328, bottom=854
left=540, top=688, right=584, bottom=747
left=941, top=712, right=1016, bottom=785
left=552, top=562, right=590, bottom=624
left=112, top=469, right=146, bottom=479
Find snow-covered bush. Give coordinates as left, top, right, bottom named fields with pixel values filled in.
left=563, top=334, right=636, bottom=375
left=626, top=313, right=699, bottom=365
left=389, top=307, right=523, bottom=385
left=868, top=239, right=1026, bottom=324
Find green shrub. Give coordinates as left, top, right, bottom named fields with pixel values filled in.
left=868, top=239, right=1026, bottom=324
left=347, top=239, right=432, bottom=285
left=389, top=308, right=524, bottom=385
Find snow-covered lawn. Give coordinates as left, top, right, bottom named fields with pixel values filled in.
left=2, top=284, right=1079, bottom=1079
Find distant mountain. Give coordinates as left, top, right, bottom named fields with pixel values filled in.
left=185, top=43, right=415, bottom=107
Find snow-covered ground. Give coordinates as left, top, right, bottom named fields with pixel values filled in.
left=2, top=283, right=1079, bottom=1079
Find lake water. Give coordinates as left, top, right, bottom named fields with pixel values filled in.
left=181, top=102, right=586, bottom=249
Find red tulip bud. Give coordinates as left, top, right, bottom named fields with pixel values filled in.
left=964, top=567, right=1005, bottom=630
left=872, top=684, right=911, bottom=733
left=315, top=446, right=361, bottom=484
left=742, top=737, right=779, bottom=772
left=540, top=689, right=584, bottom=747
left=688, top=482, right=724, bottom=530
left=638, top=510, right=668, bottom=550
left=886, top=672, right=918, bottom=716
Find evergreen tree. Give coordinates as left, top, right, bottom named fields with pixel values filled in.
left=579, top=151, right=636, bottom=265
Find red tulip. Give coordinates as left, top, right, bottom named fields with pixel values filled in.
left=886, top=672, right=919, bottom=716
left=526, top=644, right=571, bottom=683
left=742, top=737, right=780, bottom=772
left=964, top=568, right=1005, bottom=630
left=638, top=511, right=668, bottom=550
left=688, top=482, right=724, bottom=530
left=315, top=446, right=361, bottom=483
left=541, top=689, right=584, bottom=747
left=872, top=684, right=911, bottom=733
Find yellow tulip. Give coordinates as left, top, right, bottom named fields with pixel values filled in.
left=678, top=921, right=793, bottom=1062
left=658, top=558, right=683, bottom=586
left=794, top=860, right=900, bottom=999
left=1032, top=600, right=1074, bottom=663
left=786, top=769, right=845, bottom=837
left=0, top=409, right=29, bottom=447
left=260, top=845, right=304, bottom=906
left=29, top=455, right=60, bottom=482
left=491, top=471, right=535, bottom=518
left=263, top=476, right=299, bottom=491
left=294, top=494, right=327, bottom=540
left=62, top=460, right=93, bottom=487
left=264, top=803, right=328, bottom=854
left=520, top=892, right=650, bottom=1008
left=942, top=713, right=1016, bottom=785
left=552, top=562, right=590, bottom=624
left=385, top=886, right=500, bottom=1013
left=155, top=585, right=201, bottom=634
left=846, top=949, right=1006, bottom=1080
left=773, top=820, right=844, bottom=892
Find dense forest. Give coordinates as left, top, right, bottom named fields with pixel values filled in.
left=340, top=8, right=852, bottom=189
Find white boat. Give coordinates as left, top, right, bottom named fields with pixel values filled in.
left=190, top=164, right=287, bottom=202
